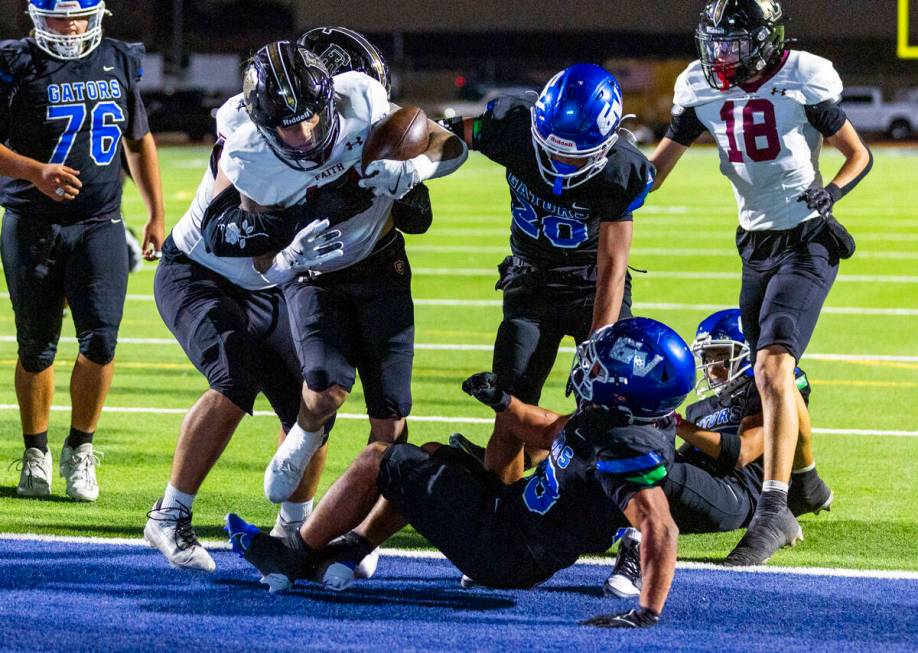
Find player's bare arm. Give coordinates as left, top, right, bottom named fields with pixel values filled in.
left=648, top=137, right=689, bottom=191
left=624, top=486, right=678, bottom=615
left=676, top=413, right=765, bottom=469
left=0, top=142, right=82, bottom=201
left=123, top=133, right=165, bottom=259
left=591, top=219, right=633, bottom=332
left=825, top=121, right=873, bottom=193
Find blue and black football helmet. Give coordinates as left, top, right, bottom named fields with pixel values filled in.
left=297, top=26, right=391, bottom=97
left=243, top=41, right=338, bottom=167
left=28, top=0, right=109, bottom=60
left=531, top=63, right=624, bottom=195
left=569, top=317, right=695, bottom=423
left=691, top=308, right=752, bottom=395
left=696, top=0, right=786, bottom=90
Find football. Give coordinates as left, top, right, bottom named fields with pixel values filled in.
left=361, top=106, right=430, bottom=169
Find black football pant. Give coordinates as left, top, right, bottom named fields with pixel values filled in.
left=663, top=462, right=756, bottom=533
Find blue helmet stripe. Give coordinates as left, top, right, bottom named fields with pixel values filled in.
left=596, top=451, right=663, bottom=474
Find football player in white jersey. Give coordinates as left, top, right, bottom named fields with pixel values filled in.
left=649, top=0, right=872, bottom=566
left=198, top=40, right=466, bottom=532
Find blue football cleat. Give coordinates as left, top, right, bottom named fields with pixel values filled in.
left=225, top=513, right=260, bottom=556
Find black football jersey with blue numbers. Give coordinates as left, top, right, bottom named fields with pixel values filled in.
left=680, top=368, right=811, bottom=499
left=0, top=37, right=149, bottom=223
left=472, top=105, right=654, bottom=268
left=500, top=407, right=674, bottom=573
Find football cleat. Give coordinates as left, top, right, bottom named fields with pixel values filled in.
left=270, top=514, right=305, bottom=539
left=448, top=432, right=486, bottom=464
left=459, top=574, right=481, bottom=589
left=59, top=443, right=101, bottom=502
left=788, top=470, right=834, bottom=517
left=14, top=447, right=53, bottom=497
left=603, top=528, right=642, bottom=598
left=314, top=531, right=377, bottom=591
left=264, top=430, right=323, bottom=504
left=144, top=498, right=216, bottom=572
left=225, top=513, right=316, bottom=593
left=354, top=547, right=380, bottom=581
left=723, top=507, right=803, bottom=567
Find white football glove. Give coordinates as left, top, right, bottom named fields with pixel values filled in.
left=358, top=155, right=436, bottom=200
left=262, top=219, right=344, bottom=284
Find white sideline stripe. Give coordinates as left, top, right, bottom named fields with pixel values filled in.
left=408, top=245, right=918, bottom=260
left=0, top=533, right=916, bottom=581
left=3, top=293, right=913, bottom=314
left=412, top=268, right=918, bottom=284
left=0, top=404, right=914, bottom=437
left=0, top=336, right=915, bottom=362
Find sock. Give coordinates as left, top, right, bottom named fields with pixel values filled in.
left=280, top=499, right=313, bottom=524
left=758, top=481, right=789, bottom=514
left=66, top=427, right=94, bottom=449
left=162, top=482, right=196, bottom=512
left=24, top=431, right=49, bottom=454
left=792, top=462, right=816, bottom=474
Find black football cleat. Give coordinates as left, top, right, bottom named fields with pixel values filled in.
left=448, top=432, right=486, bottom=464
left=787, top=470, right=834, bottom=517
left=225, top=513, right=316, bottom=593
left=723, top=507, right=803, bottom=567
left=603, top=528, right=642, bottom=598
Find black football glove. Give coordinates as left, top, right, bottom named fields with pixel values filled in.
left=797, top=182, right=841, bottom=218
left=461, top=372, right=511, bottom=412
left=581, top=607, right=660, bottom=629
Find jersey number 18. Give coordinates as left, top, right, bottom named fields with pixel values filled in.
left=720, top=99, right=781, bottom=163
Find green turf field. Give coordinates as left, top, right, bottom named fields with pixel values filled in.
left=1, top=146, right=916, bottom=570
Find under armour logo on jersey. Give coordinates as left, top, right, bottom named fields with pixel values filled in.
left=345, top=135, right=364, bottom=151
left=771, top=87, right=788, bottom=96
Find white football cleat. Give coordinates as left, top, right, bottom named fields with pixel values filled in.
left=15, top=447, right=52, bottom=497
left=59, top=443, right=101, bottom=502
left=144, top=498, right=216, bottom=572
left=603, top=527, right=642, bottom=598
left=270, top=514, right=305, bottom=539
left=264, top=430, right=323, bottom=504
left=354, top=547, right=380, bottom=580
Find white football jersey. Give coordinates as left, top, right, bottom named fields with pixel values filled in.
left=170, top=71, right=396, bottom=287
left=673, top=50, right=843, bottom=231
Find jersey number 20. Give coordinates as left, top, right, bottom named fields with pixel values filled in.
left=721, top=99, right=781, bottom=163
left=47, top=101, right=125, bottom=166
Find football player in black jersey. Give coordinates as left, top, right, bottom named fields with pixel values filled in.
left=226, top=317, right=694, bottom=629
left=0, top=0, right=164, bottom=501
left=439, top=64, right=655, bottom=482
left=605, top=309, right=833, bottom=597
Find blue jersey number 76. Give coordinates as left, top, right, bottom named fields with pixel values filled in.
left=47, top=101, right=125, bottom=166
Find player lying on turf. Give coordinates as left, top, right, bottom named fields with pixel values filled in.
left=603, top=309, right=832, bottom=597
left=226, top=317, right=694, bottom=629
left=650, top=0, right=871, bottom=566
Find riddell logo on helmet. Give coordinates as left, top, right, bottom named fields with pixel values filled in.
left=547, top=134, right=576, bottom=150
left=281, top=113, right=312, bottom=126
left=54, top=1, right=84, bottom=9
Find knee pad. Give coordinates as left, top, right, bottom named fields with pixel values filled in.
left=78, top=326, right=118, bottom=366
left=18, top=340, right=56, bottom=373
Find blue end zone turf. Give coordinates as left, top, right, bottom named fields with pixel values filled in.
left=1, top=539, right=915, bottom=652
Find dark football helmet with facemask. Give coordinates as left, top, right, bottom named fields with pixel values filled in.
left=243, top=40, right=338, bottom=168
left=297, top=26, right=391, bottom=96
left=696, top=0, right=786, bottom=91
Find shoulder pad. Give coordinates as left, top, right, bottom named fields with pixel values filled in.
left=786, top=50, right=843, bottom=106
left=568, top=409, right=672, bottom=478
left=0, top=39, right=33, bottom=87
left=334, top=70, right=390, bottom=127
left=104, top=38, right=146, bottom=81
left=220, top=122, right=300, bottom=207
left=673, top=60, right=722, bottom=108
left=215, top=92, right=248, bottom=140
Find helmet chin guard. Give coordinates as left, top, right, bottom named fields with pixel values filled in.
left=28, top=0, right=108, bottom=60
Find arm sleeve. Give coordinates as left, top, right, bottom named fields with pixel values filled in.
left=804, top=99, right=847, bottom=138
left=665, top=106, right=706, bottom=146
left=123, top=44, right=150, bottom=140
left=391, top=182, right=433, bottom=234
left=200, top=185, right=309, bottom=257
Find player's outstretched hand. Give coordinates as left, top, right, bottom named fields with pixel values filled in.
left=263, top=219, right=344, bottom=285
left=488, top=90, right=538, bottom=120
left=142, top=219, right=165, bottom=260
left=581, top=607, right=660, bottom=629
left=34, top=163, right=81, bottom=202
left=359, top=157, right=433, bottom=200
left=461, top=372, right=511, bottom=412
left=797, top=182, right=840, bottom=218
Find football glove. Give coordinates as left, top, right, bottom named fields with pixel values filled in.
left=797, top=183, right=841, bottom=218
left=488, top=90, right=538, bottom=120
left=461, top=372, right=510, bottom=412
left=262, top=219, right=344, bottom=284
left=581, top=607, right=660, bottom=629
left=359, top=156, right=436, bottom=200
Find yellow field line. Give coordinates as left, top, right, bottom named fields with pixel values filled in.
left=901, top=0, right=918, bottom=59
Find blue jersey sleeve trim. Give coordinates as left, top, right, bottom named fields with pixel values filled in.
left=625, top=170, right=654, bottom=213
left=596, top=451, right=663, bottom=474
